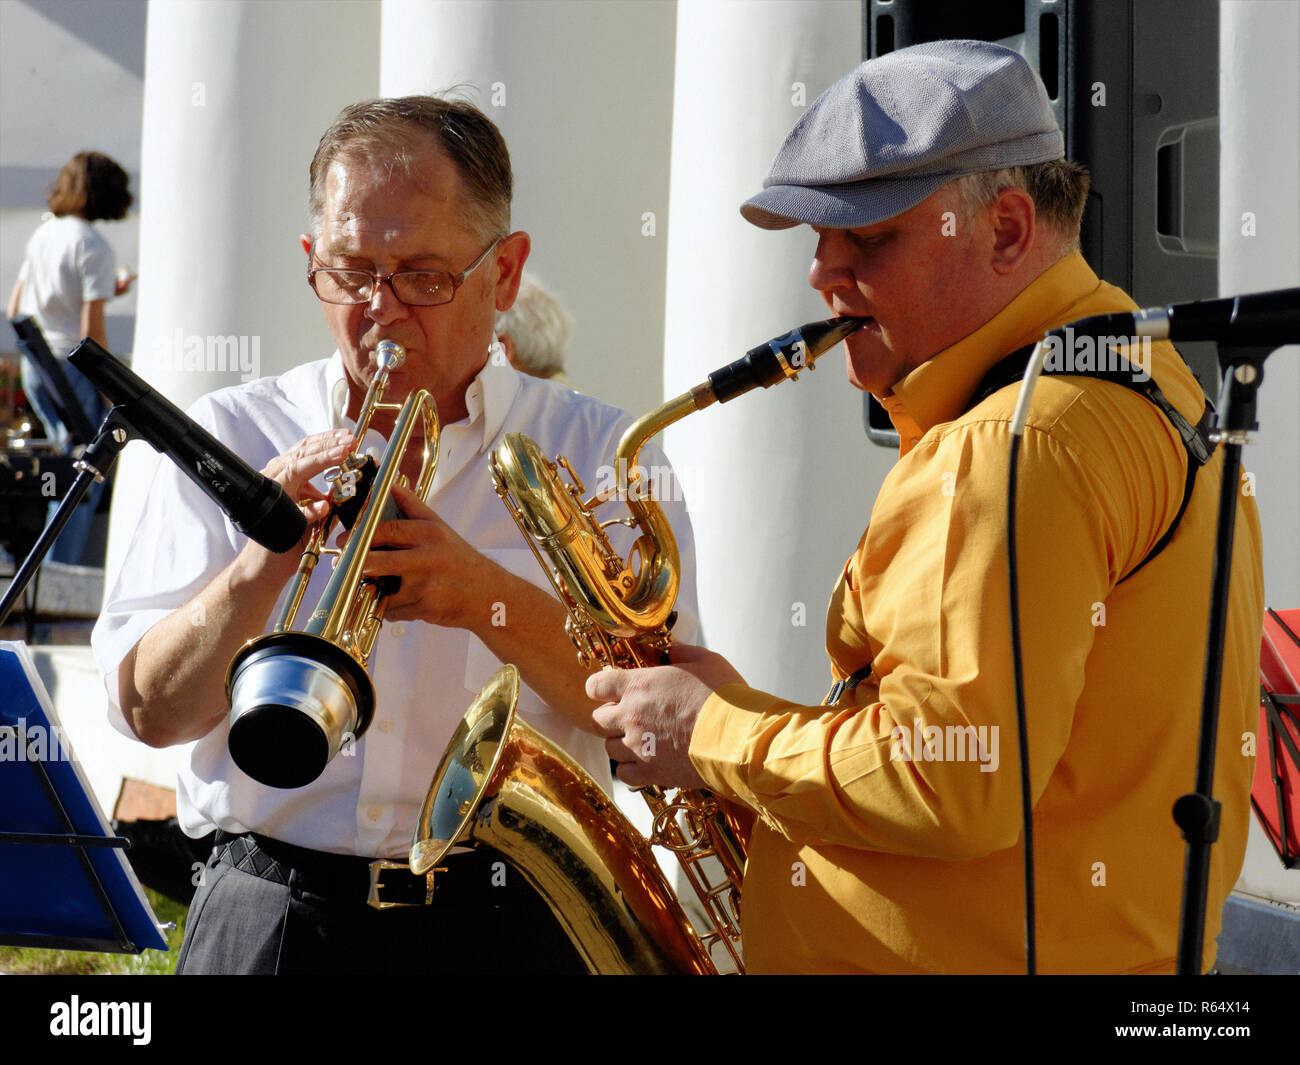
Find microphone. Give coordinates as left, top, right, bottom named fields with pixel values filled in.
left=1061, top=287, right=1300, bottom=347
left=706, top=316, right=866, bottom=403
left=68, top=339, right=307, bottom=552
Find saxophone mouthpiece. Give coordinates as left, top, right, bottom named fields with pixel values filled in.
left=706, top=316, right=867, bottom=404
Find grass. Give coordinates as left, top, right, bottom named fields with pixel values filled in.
left=0, top=888, right=187, bottom=975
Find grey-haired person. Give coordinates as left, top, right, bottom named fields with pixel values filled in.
left=495, top=271, right=574, bottom=385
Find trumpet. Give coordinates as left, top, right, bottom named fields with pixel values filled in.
left=226, top=340, right=439, bottom=789
left=413, top=315, right=864, bottom=972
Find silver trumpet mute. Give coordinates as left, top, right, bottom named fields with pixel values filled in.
left=227, top=635, right=374, bottom=789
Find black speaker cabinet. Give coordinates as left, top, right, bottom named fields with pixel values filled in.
left=861, top=0, right=1220, bottom=448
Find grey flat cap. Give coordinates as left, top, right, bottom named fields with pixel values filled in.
left=741, top=39, right=1064, bottom=230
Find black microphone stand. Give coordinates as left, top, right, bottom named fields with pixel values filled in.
left=1175, top=341, right=1278, bottom=975
left=0, top=408, right=134, bottom=628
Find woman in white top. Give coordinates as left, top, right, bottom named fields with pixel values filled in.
left=6, top=151, right=135, bottom=562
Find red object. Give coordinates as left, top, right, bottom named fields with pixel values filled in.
left=1254, top=608, right=1300, bottom=868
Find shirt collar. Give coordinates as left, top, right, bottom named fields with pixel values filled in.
left=882, top=254, right=1108, bottom=447
left=463, top=352, right=520, bottom=453
left=327, top=351, right=349, bottom=429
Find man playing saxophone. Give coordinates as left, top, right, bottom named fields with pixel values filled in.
left=589, top=41, right=1264, bottom=974
left=91, top=95, right=699, bottom=974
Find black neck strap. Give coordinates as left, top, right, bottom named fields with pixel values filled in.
left=823, top=341, right=1218, bottom=707
left=968, top=342, right=1216, bottom=583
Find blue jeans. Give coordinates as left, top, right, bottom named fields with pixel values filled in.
left=20, top=356, right=108, bottom=565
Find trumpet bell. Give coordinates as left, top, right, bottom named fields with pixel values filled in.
left=227, top=631, right=375, bottom=789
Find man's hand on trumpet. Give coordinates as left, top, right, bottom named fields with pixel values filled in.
left=235, top=428, right=357, bottom=586
left=360, top=481, right=499, bottom=628
left=360, top=481, right=604, bottom=731
left=589, top=644, right=746, bottom=788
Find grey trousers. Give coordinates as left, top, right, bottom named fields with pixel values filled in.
left=176, top=838, right=586, bottom=975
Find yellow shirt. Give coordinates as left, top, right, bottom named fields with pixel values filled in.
left=690, top=255, right=1265, bottom=974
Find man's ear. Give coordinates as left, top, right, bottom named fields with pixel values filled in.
left=493, top=231, right=531, bottom=312
left=989, top=187, right=1035, bottom=273
left=299, top=233, right=313, bottom=257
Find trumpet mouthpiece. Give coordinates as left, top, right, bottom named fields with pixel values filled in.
left=376, top=340, right=406, bottom=371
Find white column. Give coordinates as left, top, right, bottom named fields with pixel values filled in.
left=662, top=0, right=881, bottom=700
left=377, top=0, right=694, bottom=889
left=378, top=0, right=677, bottom=416
left=1220, top=0, right=1300, bottom=605
left=107, top=0, right=381, bottom=578
left=1220, top=0, right=1300, bottom=908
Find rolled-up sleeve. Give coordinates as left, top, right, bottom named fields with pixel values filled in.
left=91, top=401, right=250, bottom=737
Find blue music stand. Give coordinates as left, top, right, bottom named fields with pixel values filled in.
left=0, top=641, right=167, bottom=952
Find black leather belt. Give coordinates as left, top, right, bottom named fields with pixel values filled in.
left=212, top=831, right=467, bottom=910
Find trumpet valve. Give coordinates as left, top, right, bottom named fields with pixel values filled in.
left=327, top=463, right=361, bottom=503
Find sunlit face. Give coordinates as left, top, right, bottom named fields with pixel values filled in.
left=808, top=186, right=1000, bottom=397
left=304, top=142, right=526, bottom=425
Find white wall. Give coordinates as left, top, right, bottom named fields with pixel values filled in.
left=1220, top=0, right=1300, bottom=611
left=0, top=0, right=146, bottom=356
left=106, top=0, right=382, bottom=579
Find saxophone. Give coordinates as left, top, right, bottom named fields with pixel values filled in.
left=411, top=316, right=864, bottom=973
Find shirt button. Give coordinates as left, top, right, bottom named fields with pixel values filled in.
left=391, top=622, right=407, bottom=639
left=366, top=805, right=383, bottom=822
left=376, top=717, right=393, bottom=734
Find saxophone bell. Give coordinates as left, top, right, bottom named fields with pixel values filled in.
left=412, top=665, right=716, bottom=974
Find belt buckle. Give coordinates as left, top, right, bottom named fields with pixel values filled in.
left=366, top=858, right=436, bottom=909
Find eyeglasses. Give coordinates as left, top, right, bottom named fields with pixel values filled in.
left=307, top=238, right=501, bottom=307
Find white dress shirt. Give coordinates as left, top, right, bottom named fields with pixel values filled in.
left=92, top=352, right=700, bottom=857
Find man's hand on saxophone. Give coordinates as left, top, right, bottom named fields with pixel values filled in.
left=589, top=643, right=745, bottom=788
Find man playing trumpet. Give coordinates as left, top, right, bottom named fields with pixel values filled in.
left=92, top=95, right=699, bottom=974
left=589, top=41, right=1264, bottom=974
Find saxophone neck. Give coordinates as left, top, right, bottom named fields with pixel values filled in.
left=610, top=314, right=863, bottom=475
left=613, top=383, right=715, bottom=486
